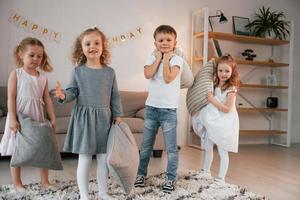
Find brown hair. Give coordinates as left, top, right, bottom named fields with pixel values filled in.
left=13, top=37, right=53, bottom=72
left=71, top=27, right=110, bottom=66
left=153, top=25, right=177, bottom=39
left=214, top=54, right=240, bottom=91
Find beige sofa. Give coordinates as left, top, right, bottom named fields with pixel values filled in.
left=0, top=87, right=164, bottom=157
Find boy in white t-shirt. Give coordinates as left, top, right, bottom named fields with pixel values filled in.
left=134, top=25, right=183, bottom=193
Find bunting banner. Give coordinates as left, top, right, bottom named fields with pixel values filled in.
left=8, top=10, right=142, bottom=46
left=108, top=27, right=142, bottom=46
left=9, top=11, right=62, bottom=43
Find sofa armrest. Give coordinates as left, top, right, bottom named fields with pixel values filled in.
left=135, top=108, right=146, bottom=119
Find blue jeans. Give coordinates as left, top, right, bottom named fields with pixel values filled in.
left=137, top=106, right=179, bottom=180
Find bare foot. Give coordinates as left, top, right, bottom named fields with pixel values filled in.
left=14, top=185, right=26, bottom=192
left=41, top=181, right=54, bottom=189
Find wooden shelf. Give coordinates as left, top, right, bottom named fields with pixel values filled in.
left=236, top=59, right=289, bottom=67
left=240, top=130, right=287, bottom=136
left=194, top=32, right=289, bottom=45
left=193, top=57, right=288, bottom=68
left=237, top=107, right=288, bottom=112
left=240, top=83, right=288, bottom=89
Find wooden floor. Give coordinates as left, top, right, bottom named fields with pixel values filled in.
left=1, top=144, right=300, bottom=200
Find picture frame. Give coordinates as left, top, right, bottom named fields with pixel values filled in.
left=266, top=74, right=277, bottom=86
left=232, top=16, right=250, bottom=36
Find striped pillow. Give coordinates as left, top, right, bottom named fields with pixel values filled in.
left=186, top=59, right=216, bottom=116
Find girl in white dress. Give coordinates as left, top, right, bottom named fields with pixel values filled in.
left=0, top=37, right=56, bottom=190
left=192, top=54, right=240, bottom=184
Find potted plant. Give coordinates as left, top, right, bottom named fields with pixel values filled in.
left=245, top=6, right=290, bottom=40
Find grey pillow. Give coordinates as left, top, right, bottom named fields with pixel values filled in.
left=180, top=59, right=194, bottom=89
left=107, top=122, right=139, bottom=195
left=186, top=59, right=216, bottom=116
left=173, top=48, right=194, bottom=89
left=10, top=114, right=63, bottom=170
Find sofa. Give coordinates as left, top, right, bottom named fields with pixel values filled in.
left=0, top=87, right=164, bottom=157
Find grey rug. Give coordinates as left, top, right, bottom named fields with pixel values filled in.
left=0, top=170, right=267, bottom=200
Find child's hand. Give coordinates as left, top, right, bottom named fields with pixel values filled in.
left=113, top=117, right=122, bottom=125
left=163, top=51, right=174, bottom=62
left=55, top=81, right=65, bottom=100
left=207, top=92, right=214, bottom=103
left=50, top=119, right=56, bottom=131
left=154, top=50, right=163, bottom=61
left=9, top=119, right=19, bottom=133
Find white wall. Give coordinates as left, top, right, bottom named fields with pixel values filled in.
left=0, top=0, right=299, bottom=144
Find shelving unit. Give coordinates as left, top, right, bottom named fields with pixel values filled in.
left=188, top=7, right=293, bottom=148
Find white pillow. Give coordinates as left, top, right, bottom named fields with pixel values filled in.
left=152, top=48, right=194, bottom=89
left=186, top=59, right=216, bottom=116
left=106, top=122, right=139, bottom=195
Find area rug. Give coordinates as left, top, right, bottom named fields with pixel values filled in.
left=0, top=170, right=267, bottom=200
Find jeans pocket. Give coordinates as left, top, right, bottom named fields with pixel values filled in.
left=161, top=120, right=176, bottom=133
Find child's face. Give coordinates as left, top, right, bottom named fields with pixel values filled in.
left=20, top=45, right=44, bottom=70
left=154, top=33, right=177, bottom=54
left=81, top=32, right=103, bottom=61
left=217, top=62, right=232, bottom=83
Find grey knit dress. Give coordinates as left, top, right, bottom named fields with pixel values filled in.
left=62, top=65, right=122, bottom=154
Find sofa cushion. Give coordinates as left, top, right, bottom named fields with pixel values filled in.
left=0, top=117, right=6, bottom=134
left=50, top=90, right=75, bottom=117
left=135, top=108, right=145, bottom=119
left=119, top=91, right=147, bottom=117
left=122, top=118, right=144, bottom=133
left=55, top=117, right=70, bottom=134
left=0, top=87, right=8, bottom=115
left=186, top=59, right=216, bottom=116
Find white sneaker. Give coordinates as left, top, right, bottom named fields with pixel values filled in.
left=213, top=177, right=225, bottom=186
left=99, top=193, right=116, bottom=200
left=197, top=169, right=212, bottom=179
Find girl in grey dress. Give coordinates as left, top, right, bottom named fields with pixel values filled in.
left=55, top=27, right=122, bottom=200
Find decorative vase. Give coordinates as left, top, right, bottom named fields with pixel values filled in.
left=265, top=31, right=276, bottom=39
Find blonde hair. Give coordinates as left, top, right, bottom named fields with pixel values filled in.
left=71, top=27, right=110, bottom=66
left=13, top=37, right=53, bottom=72
left=214, top=54, right=241, bottom=91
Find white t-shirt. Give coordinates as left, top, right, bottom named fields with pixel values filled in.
left=144, top=54, right=183, bottom=108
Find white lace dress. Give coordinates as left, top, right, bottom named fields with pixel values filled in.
left=0, top=68, right=46, bottom=156
left=192, top=87, right=239, bottom=152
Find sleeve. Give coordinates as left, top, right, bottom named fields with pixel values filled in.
left=144, top=54, right=156, bottom=68
left=170, top=55, right=184, bottom=69
left=226, top=86, right=238, bottom=95
left=110, top=69, right=123, bottom=118
left=58, top=69, right=79, bottom=104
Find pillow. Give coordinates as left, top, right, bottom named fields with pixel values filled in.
left=186, top=59, right=216, bottom=116
left=0, top=86, right=8, bottom=115
left=135, top=107, right=146, bottom=119
left=107, top=122, right=139, bottom=195
left=151, top=49, right=194, bottom=89
left=10, top=113, right=63, bottom=170
left=173, top=48, right=194, bottom=89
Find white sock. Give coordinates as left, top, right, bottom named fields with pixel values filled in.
left=96, top=153, right=109, bottom=196
left=217, top=146, right=229, bottom=181
left=77, top=154, right=92, bottom=200
left=202, top=136, right=214, bottom=172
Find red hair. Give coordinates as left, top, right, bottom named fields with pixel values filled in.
left=214, top=54, right=240, bottom=91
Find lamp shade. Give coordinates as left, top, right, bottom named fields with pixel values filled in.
left=219, top=13, right=228, bottom=23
